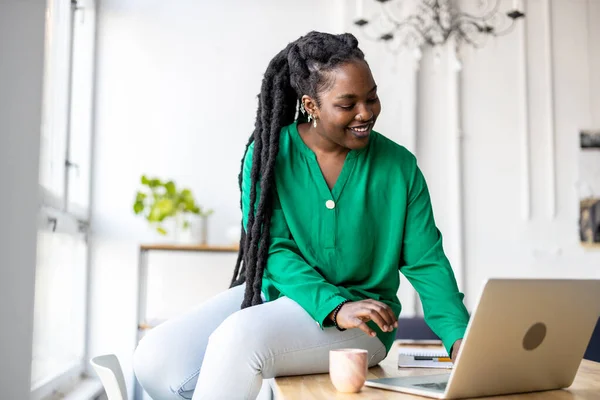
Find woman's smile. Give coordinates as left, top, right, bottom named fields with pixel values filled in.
left=347, top=121, right=374, bottom=139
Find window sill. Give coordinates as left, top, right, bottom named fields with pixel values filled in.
left=47, top=378, right=104, bottom=400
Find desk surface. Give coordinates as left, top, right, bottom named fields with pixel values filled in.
left=272, top=342, right=600, bottom=399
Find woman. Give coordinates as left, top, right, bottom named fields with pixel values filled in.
left=133, top=31, right=469, bottom=400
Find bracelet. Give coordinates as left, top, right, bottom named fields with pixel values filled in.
left=332, top=300, right=351, bottom=331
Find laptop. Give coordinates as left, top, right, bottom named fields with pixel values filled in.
left=365, top=278, right=600, bottom=399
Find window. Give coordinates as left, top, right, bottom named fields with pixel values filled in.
left=32, top=0, right=96, bottom=398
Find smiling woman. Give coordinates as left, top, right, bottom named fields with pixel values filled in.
left=300, top=61, right=381, bottom=149
left=132, top=31, right=469, bottom=400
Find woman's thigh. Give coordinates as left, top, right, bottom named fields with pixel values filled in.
left=194, top=296, right=387, bottom=398
left=258, top=297, right=387, bottom=377
left=133, top=283, right=246, bottom=400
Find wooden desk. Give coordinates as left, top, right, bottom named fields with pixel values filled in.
left=273, top=342, right=600, bottom=399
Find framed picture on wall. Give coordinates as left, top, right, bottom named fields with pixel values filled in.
left=579, top=130, right=600, bottom=246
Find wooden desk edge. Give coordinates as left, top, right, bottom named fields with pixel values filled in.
left=581, top=242, right=600, bottom=250
left=271, top=343, right=600, bottom=399
left=140, top=243, right=239, bottom=252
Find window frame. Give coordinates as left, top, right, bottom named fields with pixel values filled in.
left=31, top=206, right=91, bottom=399
left=33, top=0, right=96, bottom=397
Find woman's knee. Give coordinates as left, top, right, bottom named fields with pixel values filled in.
left=208, top=311, right=248, bottom=350
left=368, top=343, right=387, bottom=367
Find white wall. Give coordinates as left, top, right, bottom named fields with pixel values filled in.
left=89, top=0, right=345, bottom=396
left=460, top=0, right=600, bottom=309
left=345, top=0, right=600, bottom=311
left=92, top=0, right=344, bottom=244
left=0, top=0, right=46, bottom=397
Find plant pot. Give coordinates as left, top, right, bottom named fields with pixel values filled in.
left=153, top=214, right=208, bottom=244
left=191, top=216, right=209, bottom=245
left=162, top=214, right=193, bottom=244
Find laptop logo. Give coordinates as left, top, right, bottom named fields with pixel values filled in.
left=523, top=322, right=547, bottom=351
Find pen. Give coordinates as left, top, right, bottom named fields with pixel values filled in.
left=414, top=356, right=452, bottom=362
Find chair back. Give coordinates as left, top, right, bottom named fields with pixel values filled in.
left=584, top=317, right=600, bottom=362
left=395, top=317, right=440, bottom=342
left=90, top=354, right=128, bottom=400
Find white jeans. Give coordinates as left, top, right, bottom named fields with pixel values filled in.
left=132, top=283, right=387, bottom=400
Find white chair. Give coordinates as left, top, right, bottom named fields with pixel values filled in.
left=90, top=354, right=129, bottom=400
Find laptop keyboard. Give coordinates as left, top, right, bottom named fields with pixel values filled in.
left=414, top=382, right=448, bottom=391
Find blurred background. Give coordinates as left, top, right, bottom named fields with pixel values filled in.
left=1, top=0, right=599, bottom=399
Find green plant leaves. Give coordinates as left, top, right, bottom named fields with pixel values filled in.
left=141, top=174, right=162, bottom=188
left=133, top=191, right=147, bottom=214
left=133, top=201, right=144, bottom=214
left=135, top=191, right=147, bottom=202
left=165, top=181, right=176, bottom=195
left=133, top=175, right=214, bottom=235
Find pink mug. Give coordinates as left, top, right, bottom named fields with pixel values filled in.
left=329, top=348, right=368, bottom=393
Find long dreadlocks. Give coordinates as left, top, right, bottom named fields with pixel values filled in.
left=229, top=31, right=366, bottom=309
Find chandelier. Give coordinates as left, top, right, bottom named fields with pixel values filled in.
left=354, top=0, right=525, bottom=54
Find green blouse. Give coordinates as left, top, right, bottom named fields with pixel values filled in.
left=241, top=121, right=469, bottom=354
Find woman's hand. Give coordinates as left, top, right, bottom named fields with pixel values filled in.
left=451, top=339, right=463, bottom=362
left=332, top=300, right=398, bottom=337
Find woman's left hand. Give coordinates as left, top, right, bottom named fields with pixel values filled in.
left=451, top=339, right=463, bottom=362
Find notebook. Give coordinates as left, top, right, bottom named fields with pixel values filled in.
left=398, top=346, right=453, bottom=369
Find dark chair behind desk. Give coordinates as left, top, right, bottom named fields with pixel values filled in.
left=397, top=316, right=600, bottom=362
left=584, top=317, right=600, bottom=362
left=395, top=317, right=440, bottom=342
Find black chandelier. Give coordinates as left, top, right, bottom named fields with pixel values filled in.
left=354, top=0, right=525, bottom=53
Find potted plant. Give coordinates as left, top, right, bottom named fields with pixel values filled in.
left=133, top=175, right=213, bottom=243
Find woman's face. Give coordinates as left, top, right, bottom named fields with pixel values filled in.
left=304, top=60, right=381, bottom=151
